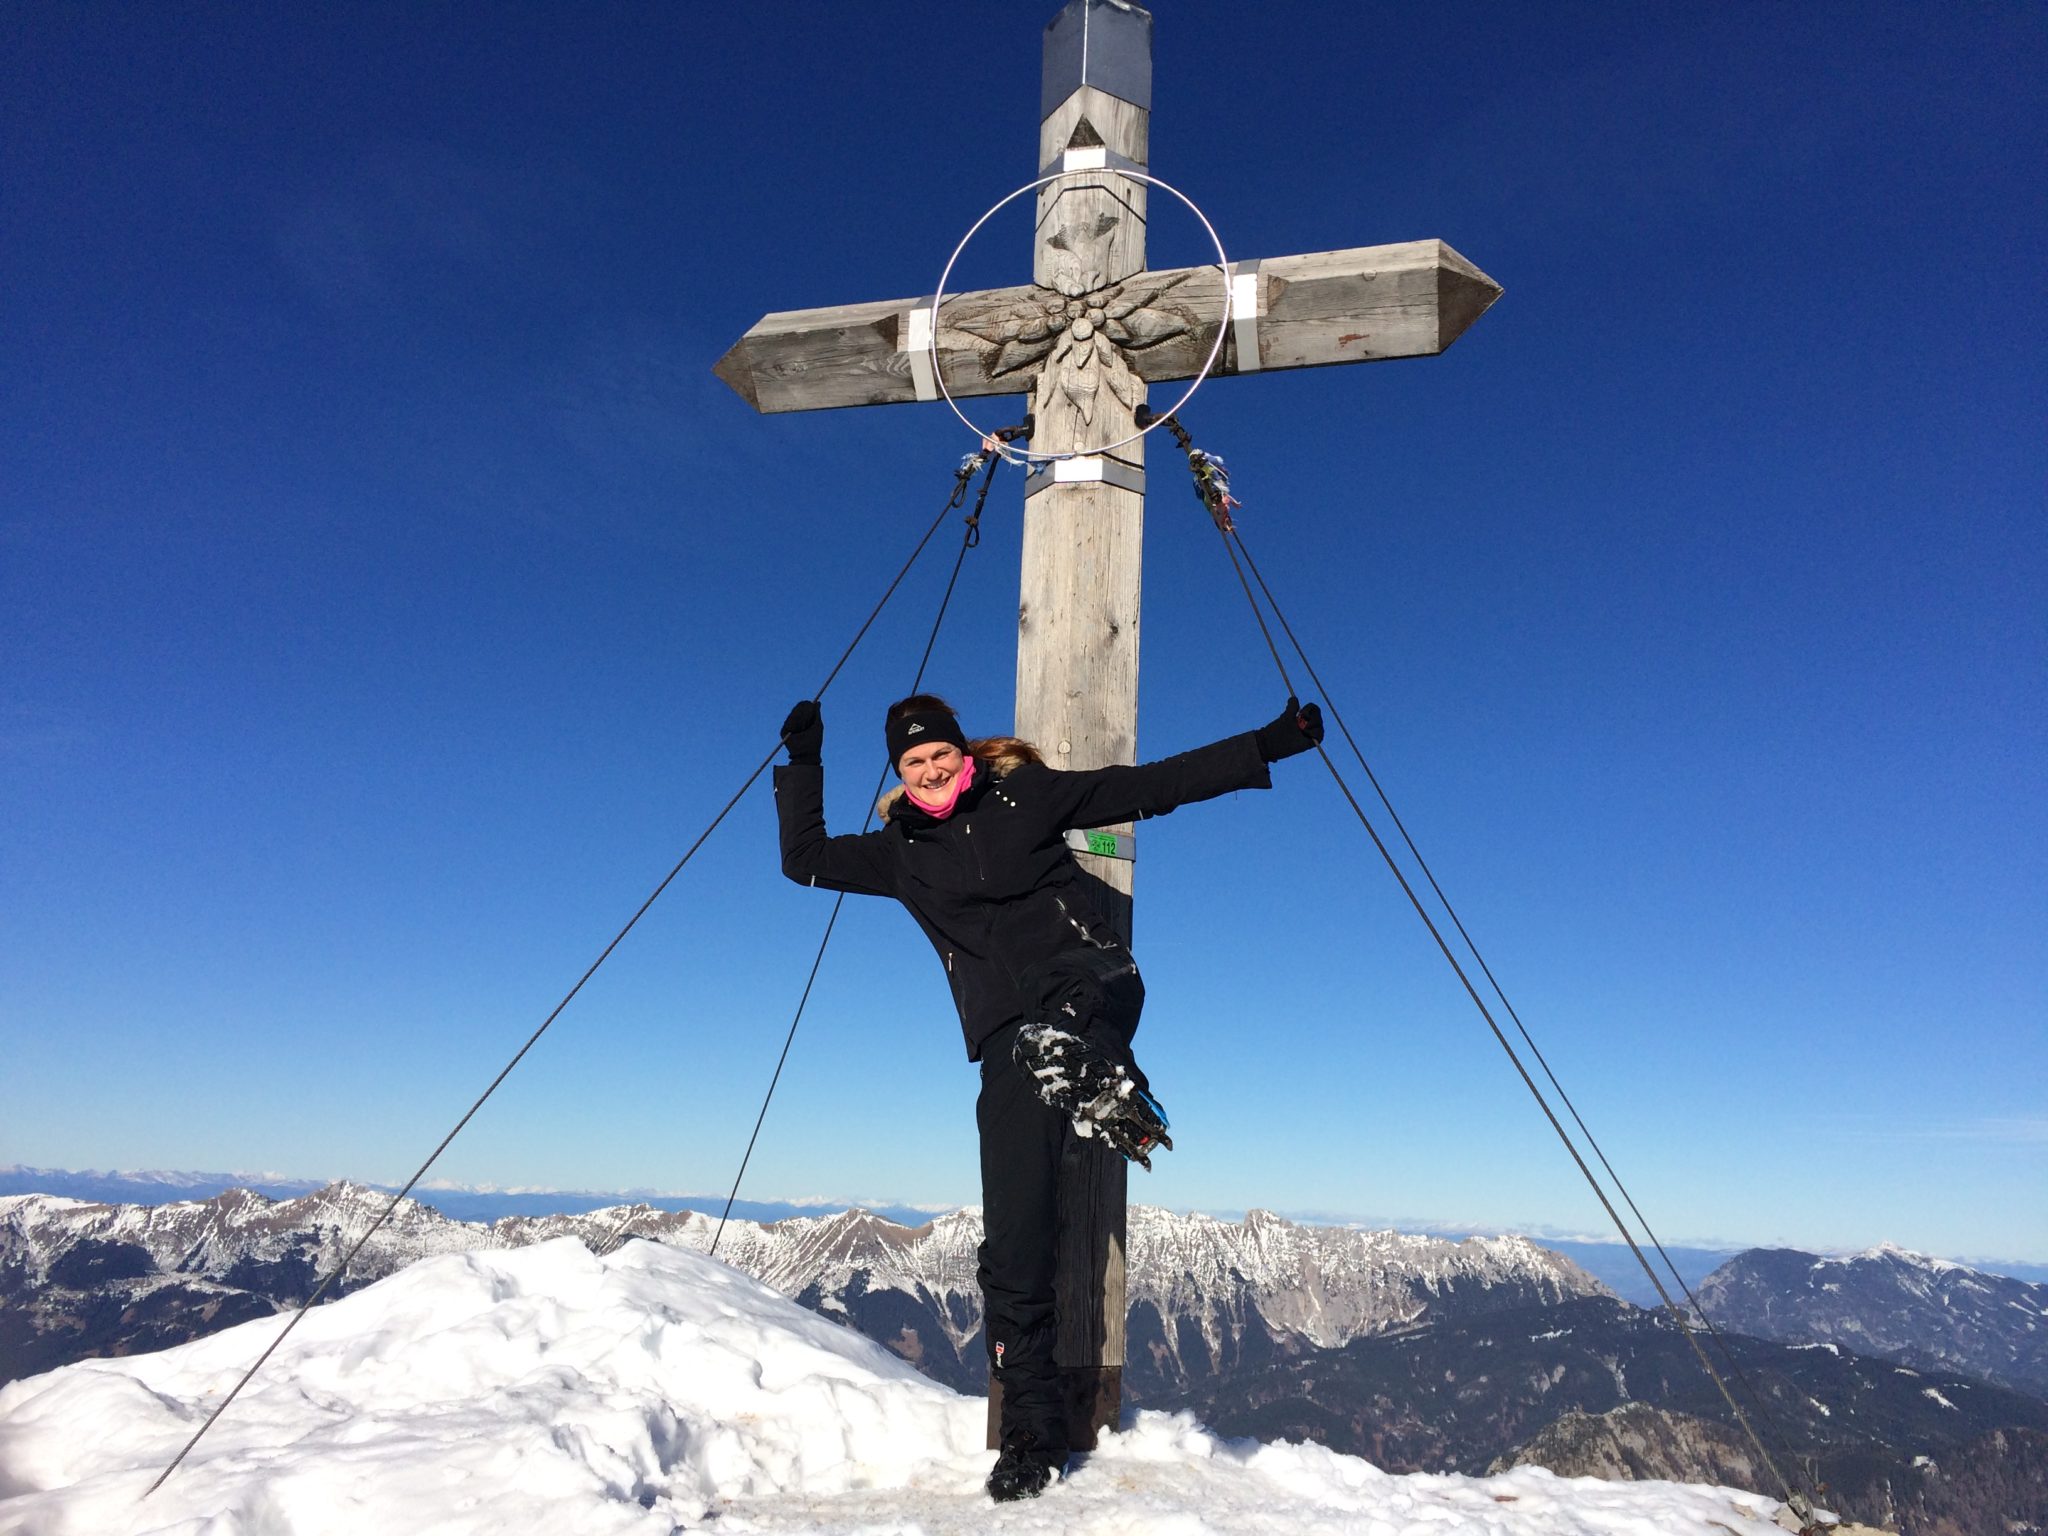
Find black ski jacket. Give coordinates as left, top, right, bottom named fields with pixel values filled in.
left=774, top=732, right=1272, bottom=1060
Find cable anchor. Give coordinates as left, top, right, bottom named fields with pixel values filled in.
left=951, top=416, right=1034, bottom=511
left=1137, top=404, right=1240, bottom=533
left=950, top=417, right=1032, bottom=539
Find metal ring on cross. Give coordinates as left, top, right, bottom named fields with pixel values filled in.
left=929, top=167, right=1232, bottom=465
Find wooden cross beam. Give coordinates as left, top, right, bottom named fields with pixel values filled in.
left=716, top=0, right=1499, bottom=1452
left=712, top=238, right=1501, bottom=416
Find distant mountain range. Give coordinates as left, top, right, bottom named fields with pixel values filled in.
left=0, top=1185, right=1602, bottom=1394
left=0, top=1164, right=942, bottom=1228
left=11, top=1165, right=2042, bottom=1289
left=1193, top=1290, right=2048, bottom=1488
left=1516, top=1240, right=1739, bottom=1305
left=1697, top=1243, right=2048, bottom=1399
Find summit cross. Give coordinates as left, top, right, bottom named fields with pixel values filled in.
left=715, top=0, right=1499, bottom=1449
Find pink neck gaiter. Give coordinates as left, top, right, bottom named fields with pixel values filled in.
left=905, top=752, right=977, bottom=820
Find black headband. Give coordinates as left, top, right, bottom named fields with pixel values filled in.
left=886, top=710, right=968, bottom=771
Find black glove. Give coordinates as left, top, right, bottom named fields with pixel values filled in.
left=781, top=700, right=823, bottom=765
left=1254, top=697, right=1324, bottom=762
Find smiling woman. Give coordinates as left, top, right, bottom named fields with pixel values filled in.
left=878, top=696, right=1044, bottom=823
left=772, top=688, right=1323, bottom=1499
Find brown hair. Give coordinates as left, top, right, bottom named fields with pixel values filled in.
left=877, top=694, right=1046, bottom=820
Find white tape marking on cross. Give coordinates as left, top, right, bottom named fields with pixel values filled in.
left=1230, top=264, right=1263, bottom=373
left=904, top=306, right=937, bottom=401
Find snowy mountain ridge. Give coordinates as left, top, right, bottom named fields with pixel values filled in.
left=0, top=1183, right=1605, bottom=1377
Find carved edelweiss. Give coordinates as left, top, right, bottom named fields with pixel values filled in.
left=949, top=270, right=1198, bottom=425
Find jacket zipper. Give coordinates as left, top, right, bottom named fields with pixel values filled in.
left=1055, top=893, right=1112, bottom=949
left=965, top=821, right=985, bottom=882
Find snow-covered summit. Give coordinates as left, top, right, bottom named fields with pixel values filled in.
left=1840, top=1241, right=1967, bottom=1273
left=0, top=1237, right=1791, bottom=1535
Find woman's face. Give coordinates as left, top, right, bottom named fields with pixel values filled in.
left=898, top=740, right=965, bottom=797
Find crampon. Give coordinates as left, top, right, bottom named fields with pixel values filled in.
left=1014, top=1022, right=1173, bottom=1170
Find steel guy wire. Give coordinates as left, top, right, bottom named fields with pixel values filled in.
left=1219, top=520, right=1809, bottom=1470
left=1163, top=416, right=1815, bottom=1522
left=143, top=459, right=991, bottom=1501
left=596, top=448, right=1005, bottom=1264
left=705, top=451, right=999, bottom=1261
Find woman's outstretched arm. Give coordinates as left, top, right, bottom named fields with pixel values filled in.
left=1040, top=698, right=1323, bottom=831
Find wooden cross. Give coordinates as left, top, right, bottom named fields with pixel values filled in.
left=716, top=0, right=1499, bottom=1450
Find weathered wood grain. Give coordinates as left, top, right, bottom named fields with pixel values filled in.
left=714, top=241, right=1501, bottom=414
left=1017, top=42, right=1151, bottom=1461
left=1014, top=471, right=1145, bottom=859
left=1019, top=475, right=1141, bottom=1456
left=1036, top=85, right=1150, bottom=294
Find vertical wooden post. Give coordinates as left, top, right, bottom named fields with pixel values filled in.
left=997, top=0, right=1153, bottom=1453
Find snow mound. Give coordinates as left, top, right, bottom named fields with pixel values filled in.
left=0, top=1237, right=1788, bottom=1535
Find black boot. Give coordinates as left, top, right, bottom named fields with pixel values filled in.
left=1013, top=1022, right=1174, bottom=1169
left=986, top=1438, right=1064, bottom=1502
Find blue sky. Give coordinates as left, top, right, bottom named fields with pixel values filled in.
left=3, top=1, right=2041, bottom=1264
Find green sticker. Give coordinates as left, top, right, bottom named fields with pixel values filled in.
left=1086, top=831, right=1119, bottom=857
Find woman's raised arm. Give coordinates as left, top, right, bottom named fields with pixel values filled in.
left=772, top=700, right=895, bottom=897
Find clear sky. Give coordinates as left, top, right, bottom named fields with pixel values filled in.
left=3, top=2, right=2042, bottom=1264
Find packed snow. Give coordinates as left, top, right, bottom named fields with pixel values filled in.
left=0, top=1237, right=1794, bottom=1535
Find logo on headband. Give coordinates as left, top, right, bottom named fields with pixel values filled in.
left=907, top=723, right=925, bottom=735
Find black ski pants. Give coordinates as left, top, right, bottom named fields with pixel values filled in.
left=976, top=943, right=1145, bottom=1454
